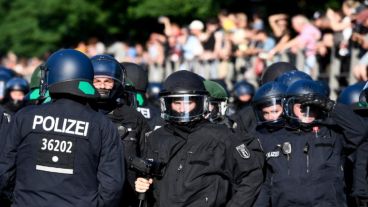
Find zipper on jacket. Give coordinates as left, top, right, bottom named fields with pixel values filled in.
left=304, top=143, right=310, bottom=173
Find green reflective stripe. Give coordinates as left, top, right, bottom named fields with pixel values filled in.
left=78, top=81, right=96, bottom=95
left=29, top=89, right=40, bottom=100
left=136, top=93, right=144, bottom=106
left=43, top=96, right=52, bottom=103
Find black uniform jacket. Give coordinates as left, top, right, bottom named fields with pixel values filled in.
left=0, top=98, right=125, bottom=207
left=143, top=120, right=264, bottom=207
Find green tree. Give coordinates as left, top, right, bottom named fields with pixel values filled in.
left=0, top=0, right=107, bottom=57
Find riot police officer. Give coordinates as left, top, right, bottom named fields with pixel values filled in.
left=231, top=62, right=297, bottom=134
left=0, top=49, right=125, bottom=206
left=121, top=62, right=162, bottom=130
left=24, top=64, right=51, bottom=105
left=91, top=55, right=150, bottom=207
left=203, top=80, right=230, bottom=125
left=2, top=77, right=29, bottom=114
left=255, top=79, right=367, bottom=207
left=135, top=70, right=263, bottom=207
left=252, top=81, right=287, bottom=133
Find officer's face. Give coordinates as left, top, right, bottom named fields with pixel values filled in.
left=10, top=90, right=25, bottom=101
left=171, top=100, right=196, bottom=113
left=261, top=104, right=283, bottom=121
left=93, top=77, right=114, bottom=90
left=293, top=103, right=316, bottom=123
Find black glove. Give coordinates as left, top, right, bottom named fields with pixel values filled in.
left=300, top=95, right=335, bottom=112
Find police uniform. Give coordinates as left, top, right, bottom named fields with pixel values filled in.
left=144, top=120, right=263, bottom=207
left=92, top=55, right=150, bottom=207
left=139, top=70, right=263, bottom=207
left=254, top=103, right=367, bottom=207
left=0, top=49, right=125, bottom=207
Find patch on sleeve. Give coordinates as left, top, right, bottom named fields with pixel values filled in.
left=3, top=112, right=10, bottom=123
left=236, top=144, right=250, bottom=159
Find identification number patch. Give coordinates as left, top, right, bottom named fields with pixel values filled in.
left=36, top=136, right=76, bottom=174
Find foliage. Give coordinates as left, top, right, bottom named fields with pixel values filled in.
left=0, top=0, right=342, bottom=57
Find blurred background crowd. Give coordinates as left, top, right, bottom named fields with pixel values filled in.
left=2, top=0, right=368, bottom=104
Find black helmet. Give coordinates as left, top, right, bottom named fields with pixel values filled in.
left=121, top=62, right=148, bottom=93
left=276, top=70, right=312, bottom=88
left=46, top=49, right=99, bottom=99
left=91, top=54, right=125, bottom=100
left=160, top=70, right=208, bottom=123
left=337, top=81, right=366, bottom=105
left=253, top=81, right=287, bottom=127
left=260, top=62, right=297, bottom=85
left=285, top=79, right=327, bottom=127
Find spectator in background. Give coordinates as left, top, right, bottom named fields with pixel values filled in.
left=352, top=9, right=368, bottom=81
left=281, top=15, right=321, bottom=78
left=267, top=13, right=292, bottom=62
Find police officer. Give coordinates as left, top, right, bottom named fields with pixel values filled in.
left=24, top=64, right=51, bottom=105
left=337, top=82, right=368, bottom=207
left=2, top=77, right=29, bottom=114
left=91, top=55, right=150, bottom=207
left=203, top=80, right=230, bottom=125
left=135, top=70, right=263, bottom=207
left=254, top=79, right=367, bottom=207
left=0, top=67, right=16, bottom=103
left=227, top=80, right=255, bottom=116
left=252, top=81, right=287, bottom=133
left=231, top=62, right=297, bottom=134
left=351, top=86, right=368, bottom=207
left=121, top=62, right=162, bottom=130
left=0, top=49, right=125, bottom=206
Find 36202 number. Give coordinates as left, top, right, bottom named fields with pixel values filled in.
left=41, top=138, right=73, bottom=153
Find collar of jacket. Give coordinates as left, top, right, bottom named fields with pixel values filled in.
left=166, top=119, right=209, bottom=139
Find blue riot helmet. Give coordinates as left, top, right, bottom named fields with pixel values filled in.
left=285, top=79, right=332, bottom=128
left=276, top=70, right=312, bottom=88
left=46, top=49, right=99, bottom=99
left=337, top=81, right=366, bottom=105
left=91, top=54, right=125, bottom=100
left=233, top=80, right=255, bottom=99
left=3, top=77, right=30, bottom=113
left=253, top=81, right=287, bottom=128
left=232, top=80, right=255, bottom=108
left=5, top=77, right=29, bottom=95
left=315, top=80, right=330, bottom=97
left=0, top=66, right=16, bottom=101
left=160, top=70, right=208, bottom=123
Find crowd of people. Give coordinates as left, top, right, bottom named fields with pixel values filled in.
left=0, top=0, right=367, bottom=206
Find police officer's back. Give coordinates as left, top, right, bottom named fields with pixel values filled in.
left=0, top=49, right=125, bottom=207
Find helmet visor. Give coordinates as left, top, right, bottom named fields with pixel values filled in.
left=160, top=94, right=207, bottom=123
left=254, top=97, right=284, bottom=125
left=285, top=97, right=325, bottom=124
